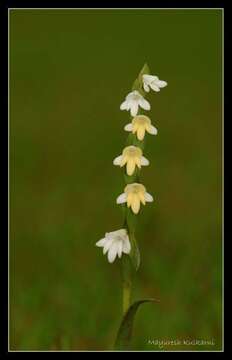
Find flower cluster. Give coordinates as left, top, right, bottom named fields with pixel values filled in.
left=96, top=71, right=167, bottom=263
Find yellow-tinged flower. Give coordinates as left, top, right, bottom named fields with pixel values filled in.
left=113, top=145, right=149, bottom=176
left=116, top=183, right=153, bottom=214
left=124, top=115, right=158, bottom=141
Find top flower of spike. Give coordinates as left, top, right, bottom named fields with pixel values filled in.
left=120, top=90, right=150, bottom=117
left=142, top=74, right=167, bottom=93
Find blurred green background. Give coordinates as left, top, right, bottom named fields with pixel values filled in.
left=10, top=9, right=222, bottom=351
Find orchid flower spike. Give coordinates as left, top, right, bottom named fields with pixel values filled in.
left=113, top=145, right=149, bottom=176
left=96, top=229, right=131, bottom=263
left=142, top=74, right=167, bottom=93
left=120, top=90, right=150, bottom=117
left=124, top=115, right=157, bottom=141
left=116, top=183, right=153, bottom=214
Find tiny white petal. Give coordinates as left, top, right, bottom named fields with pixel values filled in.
left=139, top=98, right=151, bottom=111
left=117, top=228, right=128, bottom=237
left=149, top=125, right=158, bottom=135
left=116, top=193, right=127, bottom=204
left=145, top=192, right=154, bottom=202
left=122, top=236, right=131, bottom=254
left=124, top=123, right=133, bottom=132
left=103, top=237, right=114, bottom=254
left=143, top=83, right=150, bottom=93
left=141, top=156, right=149, bottom=166
left=156, top=80, right=167, bottom=88
left=96, top=238, right=106, bottom=247
left=113, top=155, right=122, bottom=166
left=130, top=101, right=139, bottom=117
left=107, top=243, right=118, bottom=263
left=120, top=100, right=128, bottom=110
left=126, top=91, right=135, bottom=99
left=143, top=74, right=158, bottom=83
left=117, top=241, right=123, bottom=258
left=150, top=83, right=160, bottom=92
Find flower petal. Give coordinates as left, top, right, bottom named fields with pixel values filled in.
left=127, top=192, right=134, bottom=208
left=126, top=159, right=136, bottom=176
left=124, top=123, right=133, bottom=132
left=113, top=155, right=122, bottom=166
left=134, top=156, right=141, bottom=168
left=117, top=228, right=127, bottom=237
left=120, top=154, right=128, bottom=167
left=137, top=126, right=145, bottom=141
left=143, top=74, right=158, bottom=83
left=132, top=122, right=138, bottom=134
left=131, top=196, right=140, bottom=214
left=107, top=243, right=118, bottom=263
left=122, top=237, right=131, bottom=254
left=96, top=238, right=106, bottom=247
left=126, top=91, right=135, bottom=99
left=143, top=83, right=150, bottom=92
left=117, top=241, right=123, bottom=258
left=156, top=80, right=167, bottom=88
left=139, top=97, right=151, bottom=111
left=145, top=192, right=154, bottom=202
left=130, top=101, right=139, bottom=117
left=120, top=100, right=129, bottom=110
left=116, top=193, right=127, bottom=204
left=138, top=192, right=146, bottom=205
left=141, top=156, right=149, bottom=166
left=150, top=83, right=160, bottom=92
left=148, top=125, right=158, bottom=135
left=103, top=238, right=114, bottom=254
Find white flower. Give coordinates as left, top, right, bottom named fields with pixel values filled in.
left=96, top=229, right=131, bottom=263
left=116, top=183, right=153, bottom=214
left=120, top=90, right=150, bottom=117
left=143, top=74, right=167, bottom=93
left=124, top=115, right=157, bottom=141
left=113, top=145, right=149, bottom=176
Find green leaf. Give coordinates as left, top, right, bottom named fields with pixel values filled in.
left=114, top=298, right=159, bottom=350
left=131, top=77, right=140, bottom=92
left=131, top=63, right=150, bottom=95
left=138, top=63, right=150, bottom=83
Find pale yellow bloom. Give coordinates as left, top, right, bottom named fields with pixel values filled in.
left=116, top=183, right=153, bottom=214
left=124, top=115, right=158, bottom=141
left=113, top=145, right=149, bottom=176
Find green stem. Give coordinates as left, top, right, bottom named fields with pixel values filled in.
left=120, top=63, right=150, bottom=317
left=121, top=214, right=133, bottom=315
left=122, top=256, right=132, bottom=315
